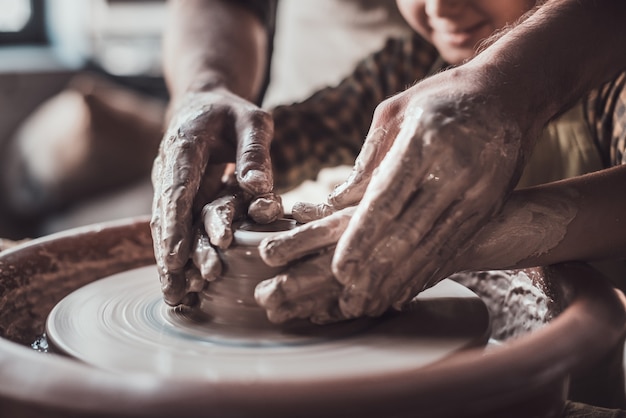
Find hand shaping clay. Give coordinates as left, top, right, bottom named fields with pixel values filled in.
left=196, top=218, right=297, bottom=326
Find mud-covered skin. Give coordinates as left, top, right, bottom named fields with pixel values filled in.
left=260, top=207, right=354, bottom=267
left=332, top=83, right=526, bottom=318
left=258, top=77, right=533, bottom=322
left=292, top=202, right=336, bottom=224
left=327, top=127, right=391, bottom=209
left=191, top=231, right=221, bottom=281
left=256, top=209, right=352, bottom=323
left=255, top=250, right=346, bottom=324
left=460, top=188, right=579, bottom=271
left=257, top=184, right=580, bottom=324
left=248, top=192, right=284, bottom=224
left=201, top=192, right=247, bottom=249
left=151, top=89, right=274, bottom=306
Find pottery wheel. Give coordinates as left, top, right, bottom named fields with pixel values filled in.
left=46, top=265, right=490, bottom=382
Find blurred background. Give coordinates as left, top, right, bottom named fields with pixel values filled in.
left=0, top=0, right=168, bottom=240
left=0, top=0, right=410, bottom=241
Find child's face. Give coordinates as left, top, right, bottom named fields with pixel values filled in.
left=396, top=0, right=537, bottom=65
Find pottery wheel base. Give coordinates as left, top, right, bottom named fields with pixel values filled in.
left=46, top=265, right=490, bottom=382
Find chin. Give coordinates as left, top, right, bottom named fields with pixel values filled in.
left=440, top=50, right=474, bottom=66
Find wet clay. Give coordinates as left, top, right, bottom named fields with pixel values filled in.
left=248, top=192, right=283, bottom=224
left=1, top=218, right=625, bottom=418
left=450, top=269, right=553, bottom=340
left=196, top=218, right=297, bottom=326
left=463, top=188, right=579, bottom=269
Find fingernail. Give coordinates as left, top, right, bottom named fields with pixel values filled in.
left=161, top=273, right=186, bottom=306
left=241, top=170, right=271, bottom=194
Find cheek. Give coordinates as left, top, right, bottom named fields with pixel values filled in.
left=491, top=0, right=537, bottom=28
left=397, top=0, right=431, bottom=40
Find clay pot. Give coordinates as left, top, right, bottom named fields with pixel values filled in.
left=197, top=218, right=295, bottom=326
left=0, top=216, right=624, bottom=418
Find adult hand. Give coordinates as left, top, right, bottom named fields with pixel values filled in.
left=334, top=72, right=529, bottom=317
left=256, top=208, right=352, bottom=323
left=260, top=68, right=533, bottom=321
left=151, top=88, right=280, bottom=306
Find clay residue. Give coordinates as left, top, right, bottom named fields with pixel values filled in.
left=450, top=270, right=552, bottom=340
left=291, top=201, right=335, bottom=223
left=248, top=192, right=284, bottom=224
left=0, top=218, right=154, bottom=345
left=260, top=207, right=354, bottom=267
left=201, top=193, right=246, bottom=249
left=466, top=187, right=579, bottom=269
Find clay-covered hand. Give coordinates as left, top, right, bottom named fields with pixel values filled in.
left=278, top=71, right=531, bottom=320
left=190, top=177, right=283, bottom=283
left=255, top=249, right=346, bottom=324
left=330, top=73, right=529, bottom=317
left=255, top=208, right=352, bottom=323
left=151, top=88, right=279, bottom=306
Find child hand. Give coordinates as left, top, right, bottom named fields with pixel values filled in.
left=255, top=249, right=346, bottom=324
left=260, top=69, right=532, bottom=321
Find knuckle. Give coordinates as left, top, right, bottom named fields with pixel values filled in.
left=246, top=109, right=273, bottom=128
left=372, top=97, right=401, bottom=124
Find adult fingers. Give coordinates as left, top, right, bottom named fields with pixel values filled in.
left=332, top=114, right=432, bottom=284
left=201, top=191, right=248, bottom=249
left=235, top=109, right=275, bottom=196
left=255, top=250, right=344, bottom=324
left=248, top=192, right=284, bottom=224
left=327, top=125, right=395, bottom=209
left=259, top=207, right=355, bottom=267
left=291, top=201, right=336, bottom=223
left=151, top=112, right=221, bottom=304
left=191, top=230, right=222, bottom=281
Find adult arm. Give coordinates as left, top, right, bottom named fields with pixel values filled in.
left=327, top=0, right=626, bottom=317
left=152, top=0, right=277, bottom=306
left=256, top=164, right=626, bottom=322
left=259, top=0, right=626, bottom=320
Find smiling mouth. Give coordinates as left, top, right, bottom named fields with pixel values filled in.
left=438, top=21, right=489, bottom=47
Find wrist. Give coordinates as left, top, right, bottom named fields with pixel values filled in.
left=184, top=73, right=229, bottom=95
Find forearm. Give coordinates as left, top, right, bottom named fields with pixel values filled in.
left=465, top=165, right=626, bottom=270
left=163, top=0, right=269, bottom=102
left=466, top=0, right=626, bottom=139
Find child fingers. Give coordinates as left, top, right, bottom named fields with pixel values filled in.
left=291, top=202, right=337, bottom=223
left=259, top=209, right=353, bottom=267
left=255, top=251, right=339, bottom=310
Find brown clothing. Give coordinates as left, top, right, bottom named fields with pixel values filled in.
left=269, top=34, right=626, bottom=191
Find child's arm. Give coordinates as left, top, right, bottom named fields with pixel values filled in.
left=256, top=164, right=626, bottom=324
left=269, top=35, right=439, bottom=191
left=461, top=164, right=626, bottom=271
